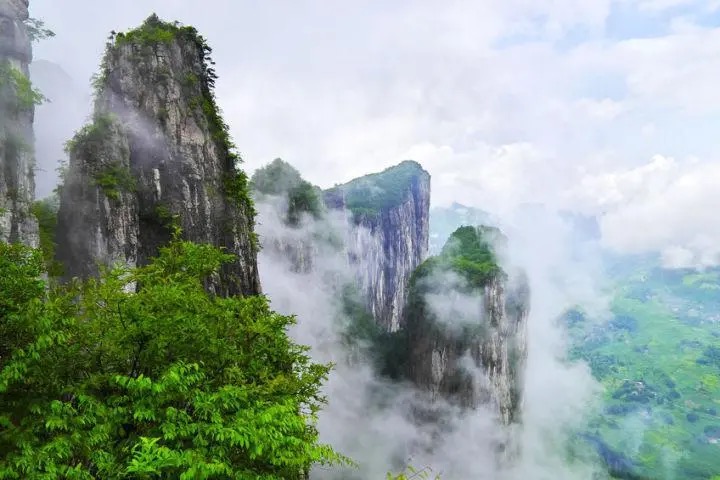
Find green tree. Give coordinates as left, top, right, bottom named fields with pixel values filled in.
left=251, top=158, right=324, bottom=226
left=387, top=465, right=441, bottom=479
left=0, top=243, right=45, bottom=365
left=0, top=237, right=345, bottom=479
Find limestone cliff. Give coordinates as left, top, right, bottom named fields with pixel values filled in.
left=325, top=160, right=430, bottom=332
left=0, top=0, right=37, bottom=245
left=55, top=15, right=260, bottom=295
left=404, top=226, right=529, bottom=424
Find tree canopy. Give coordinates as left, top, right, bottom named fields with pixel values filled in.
left=0, top=236, right=344, bottom=479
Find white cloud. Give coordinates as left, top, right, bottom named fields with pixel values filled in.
left=630, top=0, right=702, bottom=12
left=574, top=98, right=626, bottom=120
left=27, top=1, right=720, bottom=264
left=566, top=155, right=720, bottom=268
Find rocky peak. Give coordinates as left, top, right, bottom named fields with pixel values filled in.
left=404, top=226, right=530, bottom=424
left=325, top=160, right=431, bottom=332
left=55, top=15, right=260, bottom=295
left=0, top=0, right=38, bottom=246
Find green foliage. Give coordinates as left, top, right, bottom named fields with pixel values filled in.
left=224, top=169, right=256, bottom=221
left=114, top=14, right=197, bottom=47
left=569, top=259, right=720, bottom=479
left=23, top=18, right=56, bottom=42
left=0, top=62, right=46, bottom=113
left=412, top=226, right=503, bottom=292
left=30, top=196, right=62, bottom=277
left=252, top=158, right=306, bottom=196
left=387, top=465, right=441, bottom=479
left=0, top=237, right=346, bottom=478
left=63, top=114, right=136, bottom=201
left=0, top=243, right=44, bottom=364
left=437, top=226, right=504, bottom=287
left=326, top=160, right=426, bottom=219
left=91, top=163, right=136, bottom=201
left=339, top=284, right=410, bottom=380
left=252, top=158, right=324, bottom=226
left=182, top=72, right=200, bottom=89
left=64, top=112, right=116, bottom=156
left=287, top=182, right=323, bottom=226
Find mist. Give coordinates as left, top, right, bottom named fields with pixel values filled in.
left=29, top=59, right=90, bottom=198
left=254, top=191, right=611, bottom=479
left=499, top=207, right=609, bottom=479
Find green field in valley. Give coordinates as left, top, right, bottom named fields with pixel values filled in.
left=569, top=256, right=720, bottom=480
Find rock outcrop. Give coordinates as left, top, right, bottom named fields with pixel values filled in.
left=55, top=15, right=260, bottom=295
left=404, top=226, right=529, bottom=424
left=325, top=160, right=430, bottom=332
left=0, top=0, right=38, bottom=246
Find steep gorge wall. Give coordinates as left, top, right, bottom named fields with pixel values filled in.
left=325, top=160, right=430, bottom=332
left=404, top=226, right=530, bottom=424
left=56, top=15, right=260, bottom=295
left=0, top=0, right=37, bottom=246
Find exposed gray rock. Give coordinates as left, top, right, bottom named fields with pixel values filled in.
left=404, top=227, right=530, bottom=425
left=0, top=0, right=37, bottom=246
left=326, top=160, right=430, bottom=332
left=56, top=16, right=260, bottom=295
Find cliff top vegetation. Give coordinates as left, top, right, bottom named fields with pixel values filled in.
left=412, top=225, right=505, bottom=290
left=326, top=160, right=428, bottom=218
left=252, top=158, right=324, bottom=226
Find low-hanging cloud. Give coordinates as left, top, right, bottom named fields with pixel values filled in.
left=254, top=189, right=611, bottom=479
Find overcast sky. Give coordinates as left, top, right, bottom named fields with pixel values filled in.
left=29, top=0, right=720, bottom=267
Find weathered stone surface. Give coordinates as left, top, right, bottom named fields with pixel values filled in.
left=0, top=0, right=28, bottom=21
left=0, top=0, right=37, bottom=246
left=0, top=0, right=30, bottom=62
left=56, top=16, right=260, bottom=295
left=326, top=161, right=431, bottom=332
left=404, top=227, right=530, bottom=424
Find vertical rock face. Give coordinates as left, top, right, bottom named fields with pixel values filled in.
left=56, top=15, right=260, bottom=295
left=404, top=226, right=530, bottom=424
left=325, top=160, right=431, bottom=332
left=0, top=0, right=37, bottom=246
